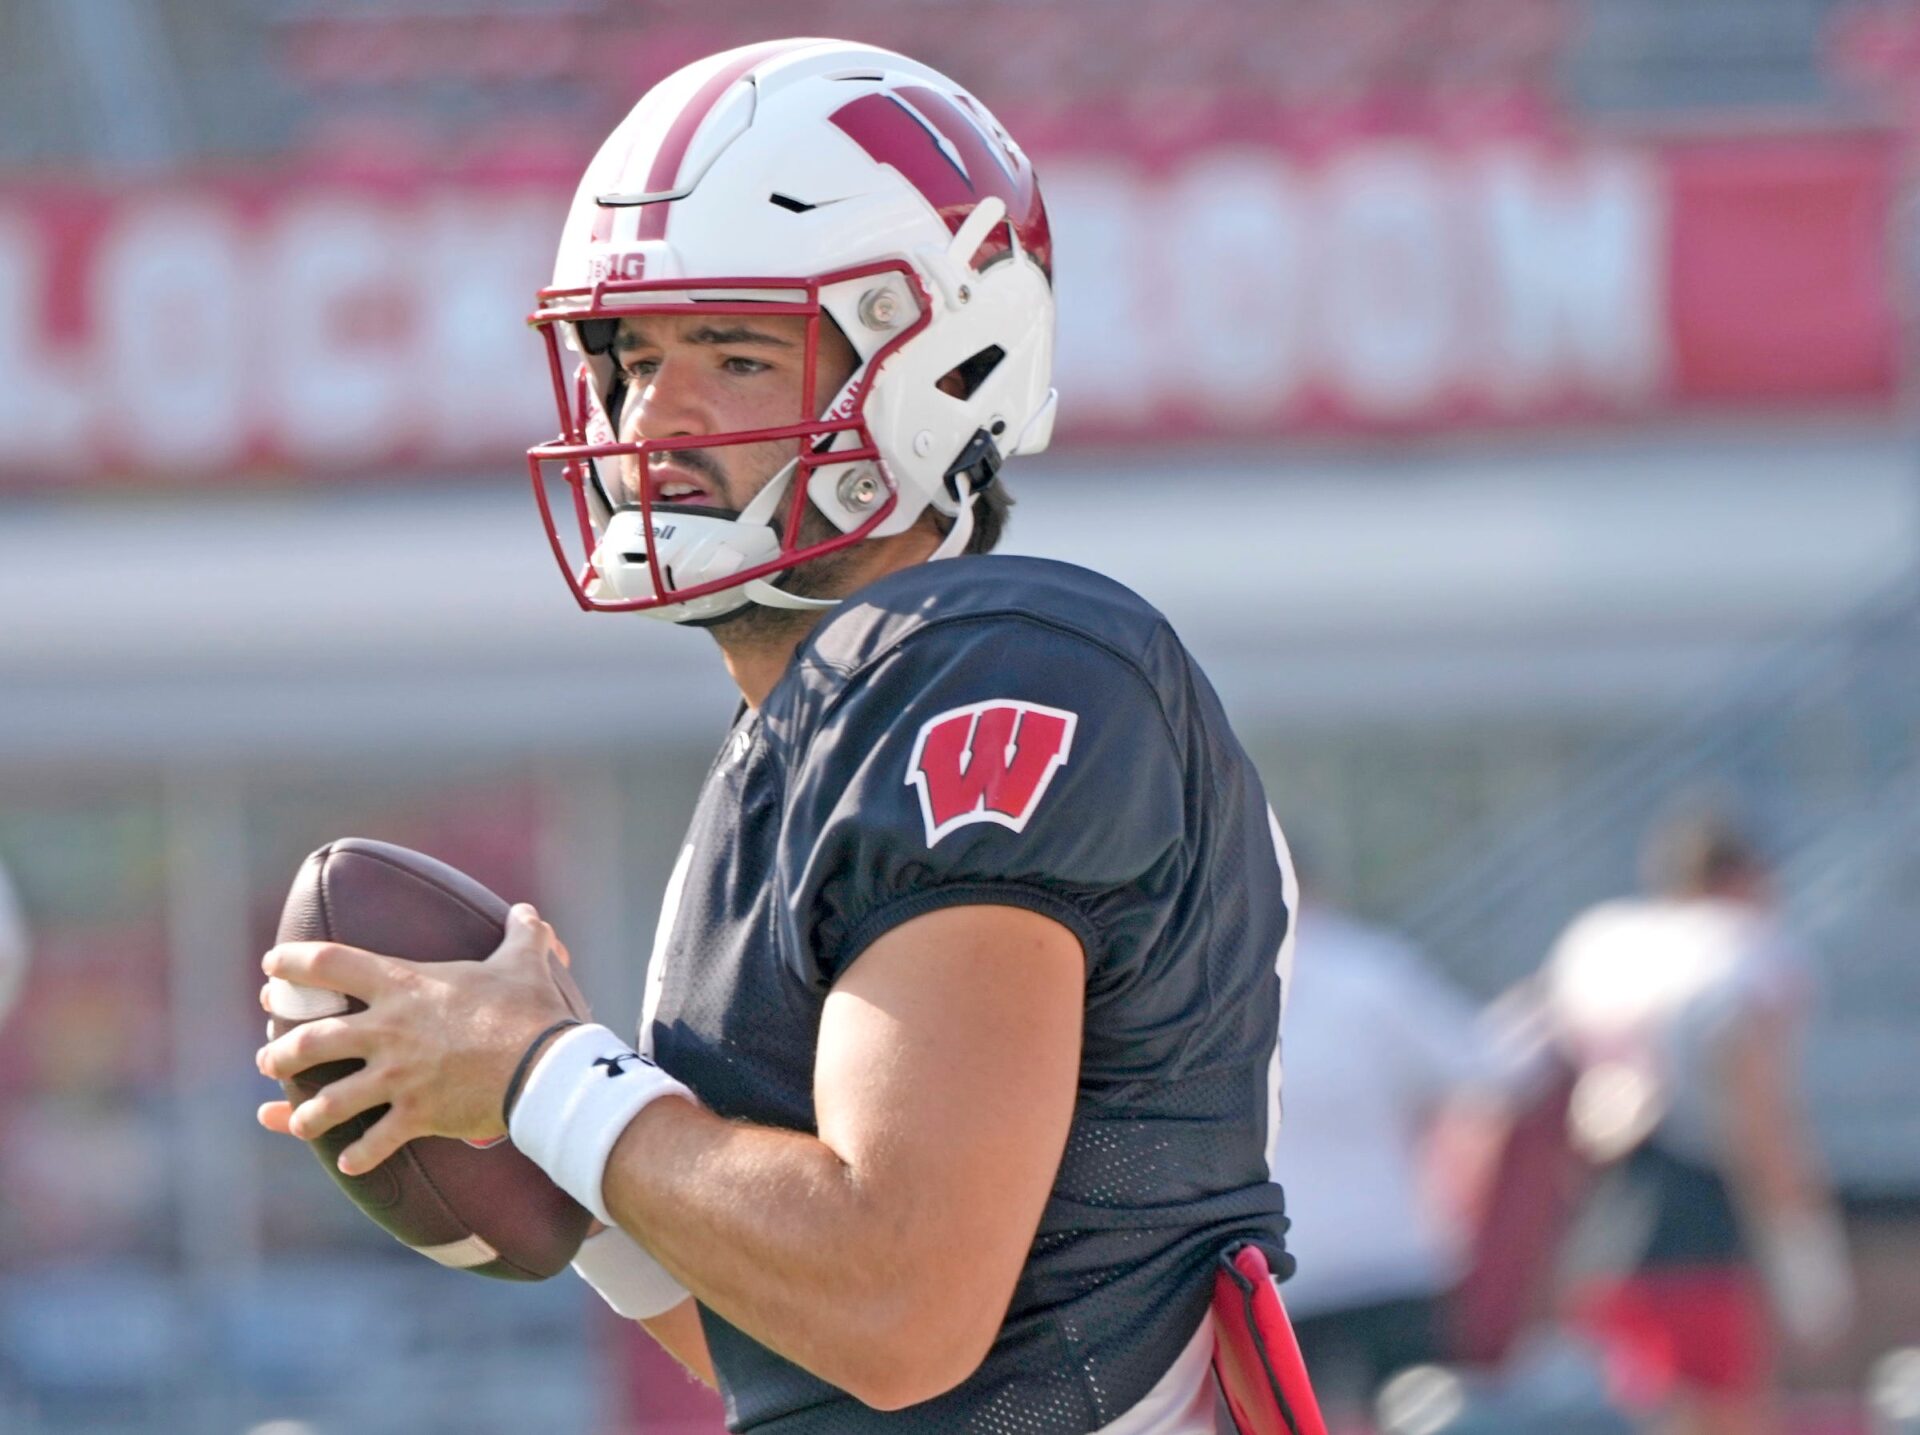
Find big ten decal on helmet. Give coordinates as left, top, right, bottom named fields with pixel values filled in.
left=905, top=700, right=1078, bottom=847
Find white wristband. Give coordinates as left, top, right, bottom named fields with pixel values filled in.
left=571, top=1225, right=690, bottom=1320
left=507, top=1022, right=696, bottom=1226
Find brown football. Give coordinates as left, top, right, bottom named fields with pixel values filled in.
left=269, top=837, right=592, bottom=1280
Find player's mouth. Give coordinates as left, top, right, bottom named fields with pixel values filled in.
left=644, top=460, right=722, bottom=507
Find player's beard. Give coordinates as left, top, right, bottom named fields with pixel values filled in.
left=639, top=442, right=857, bottom=644
left=700, top=486, right=863, bottom=649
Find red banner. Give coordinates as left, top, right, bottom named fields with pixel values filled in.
left=0, top=175, right=561, bottom=484
left=1664, top=132, right=1902, bottom=402
left=0, top=128, right=1900, bottom=486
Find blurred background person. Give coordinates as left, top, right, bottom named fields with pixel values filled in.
left=0, top=853, right=26, bottom=1029
left=1539, top=804, right=1854, bottom=1435
left=1275, top=885, right=1519, bottom=1424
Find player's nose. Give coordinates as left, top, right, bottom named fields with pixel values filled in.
left=623, top=354, right=713, bottom=442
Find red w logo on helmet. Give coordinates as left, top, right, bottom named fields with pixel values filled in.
left=831, top=87, right=1052, bottom=277
left=907, top=700, right=1078, bottom=847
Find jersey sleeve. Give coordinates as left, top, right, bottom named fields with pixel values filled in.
left=774, top=617, right=1189, bottom=990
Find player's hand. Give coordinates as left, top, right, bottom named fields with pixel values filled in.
left=255, top=904, right=586, bottom=1176
left=256, top=1098, right=296, bottom=1135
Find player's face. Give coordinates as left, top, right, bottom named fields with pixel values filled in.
left=610, top=312, right=859, bottom=516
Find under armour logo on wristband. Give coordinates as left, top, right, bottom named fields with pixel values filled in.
left=594, top=1053, right=645, bottom=1078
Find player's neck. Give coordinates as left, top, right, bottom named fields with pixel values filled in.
left=717, top=619, right=819, bottom=711
left=714, top=527, right=944, bottom=709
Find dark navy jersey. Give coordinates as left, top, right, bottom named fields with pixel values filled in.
left=640, top=555, right=1295, bottom=1434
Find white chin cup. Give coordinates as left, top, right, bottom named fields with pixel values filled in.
left=589, top=460, right=838, bottom=622
left=592, top=508, right=775, bottom=623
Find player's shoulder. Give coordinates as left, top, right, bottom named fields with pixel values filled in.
left=763, top=557, right=1190, bottom=759
left=800, top=554, right=1174, bottom=680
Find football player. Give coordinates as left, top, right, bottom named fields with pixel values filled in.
left=0, top=855, right=26, bottom=1030
left=1541, top=806, right=1852, bottom=1435
left=257, top=39, right=1301, bottom=1432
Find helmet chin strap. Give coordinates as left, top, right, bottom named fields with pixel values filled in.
left=739, top=458, right=838, bottom=611
left=928, top=475, right=977, bottom=562
left=744, top=579, right=839, bottom=611
left=736, top=464, right=981, bottom=614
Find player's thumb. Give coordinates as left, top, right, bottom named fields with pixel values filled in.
left=493, top=903, right=551, bottom=969
left=504, top=903, right=591, bottom=1021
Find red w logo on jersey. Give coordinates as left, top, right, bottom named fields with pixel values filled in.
left=906, top=700, right=1079, bottom=847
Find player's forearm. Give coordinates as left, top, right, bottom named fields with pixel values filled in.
left=1718, top=1016, right=1827, bottom=1220
left=603, top=1096, right=990, bottom=1409
left=572, top=1220, right=718, bottom=1387
left=1717, top=1016, right=1854, bottom=1347
left=640, top=1297, right=719, bottom=1389
left=1724, top=1109, right=1820, bottom=1220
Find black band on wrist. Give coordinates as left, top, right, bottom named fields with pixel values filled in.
left=501, top=1018, right=584, bottom=1128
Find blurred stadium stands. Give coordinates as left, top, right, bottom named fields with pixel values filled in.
left=1397, top=567, right=1920, bottom=1192
left=3, top=1, right=1919, bottom=1431
left=1566, top=0, right=1843, bottom=113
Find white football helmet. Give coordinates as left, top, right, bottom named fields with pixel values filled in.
left=527, top=38, right=1057, bottom=622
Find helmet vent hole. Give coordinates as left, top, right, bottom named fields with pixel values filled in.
left=768, top=193, right=816, bottom=214
left=938, top=346, right=1006, bottom=402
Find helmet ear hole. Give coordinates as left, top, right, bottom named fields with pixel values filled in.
left=937, top=345, right=1006, bottom=401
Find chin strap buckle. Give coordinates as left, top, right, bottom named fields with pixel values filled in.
left=943, top=427, right=1004, bottom=501
left=931, top=425, right=1006, bottom=563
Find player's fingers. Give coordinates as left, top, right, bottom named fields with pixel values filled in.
left=335, top=1108, right=414, bottom=1178
left=286, top=1067, right=389, bottom=1144
left=256, top=1015, right=360, bottom=1081
left=257, top=1100, right=296, bottom=1135
left=262, top=940, right=395, bottom=999
left=261, top=976, right=350, bottom=1022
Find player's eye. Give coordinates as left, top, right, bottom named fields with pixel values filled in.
left=621, top=357, right=659, bottom=380
left=722, top=356, right=771, bottom=376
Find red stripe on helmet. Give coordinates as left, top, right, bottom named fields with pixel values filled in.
left=636, top=39, right=816, bottom=242
left=832, top=87, right=1052, bottom=278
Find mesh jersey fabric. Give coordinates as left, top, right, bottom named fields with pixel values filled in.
left=642, top=555, right=1294, bottom=1432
